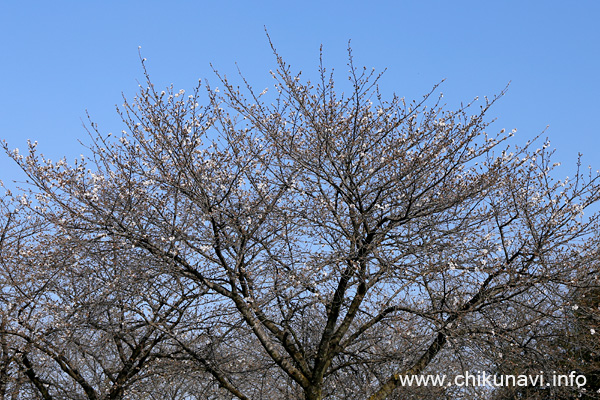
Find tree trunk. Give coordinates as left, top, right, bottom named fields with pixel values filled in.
left=305, top=385, right=322, bottom=400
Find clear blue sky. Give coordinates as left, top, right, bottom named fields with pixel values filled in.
left=1, top=1, right=599, bottom=186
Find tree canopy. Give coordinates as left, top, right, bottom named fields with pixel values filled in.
left=1, top=46, right=599, bottom=400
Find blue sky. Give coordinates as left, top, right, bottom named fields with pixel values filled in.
left=1, top=1, right=599, bottom=186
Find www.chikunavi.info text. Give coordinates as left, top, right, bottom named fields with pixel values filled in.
left=397, top=371, right=587, bottom=388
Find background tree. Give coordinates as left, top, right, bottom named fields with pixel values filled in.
left=489, top=266, right=600, bottom=400
left=569, top=283, right=600, bottom=396
left=2, top=46, right=599, bottom=399
left=0, top=192, right=213, bottom=399
left=0, top=194, right=24, bottom=400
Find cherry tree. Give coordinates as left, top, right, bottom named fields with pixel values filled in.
left=3, top=46, right=599, bottom=399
